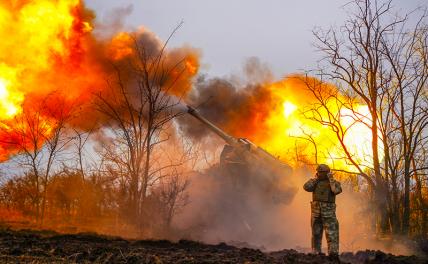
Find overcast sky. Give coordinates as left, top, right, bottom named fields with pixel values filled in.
left=86, top=0, right=426, bottom=78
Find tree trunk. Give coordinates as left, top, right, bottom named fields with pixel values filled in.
left=413, top=158, right=427, bottom=236
left=371, top=108, right=389, bottom=234
left=391, top=174, right=400, bottom=234
left=402, top=158, right=411, bottom=235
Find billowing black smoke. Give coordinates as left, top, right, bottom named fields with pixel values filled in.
left=178, top=57, right=274, bottom=141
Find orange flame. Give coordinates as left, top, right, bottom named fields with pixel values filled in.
left=0, top=0, right=96, bottom=159
left=0, top=0, right=199, bottom=160
left=223, top=76, right=377, bottom=173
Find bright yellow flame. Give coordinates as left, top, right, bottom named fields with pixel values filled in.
left=0, top=0, right=81, bottom=71
left=0, top=64, right=24, bottom=121
left=0, top=0, right=86, bottom=122
left=255, top=79, right=379, bottom=173
left=283, top=101, right=297, bottom=118
left=0, top=0, right=97, bottom=160
left=340, top=106, right=375, bottom=166
left=0, top=80, right=15, bottom=117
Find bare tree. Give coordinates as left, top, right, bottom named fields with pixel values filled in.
left=39, top=102, right=72, bottom=226
left=380, top=12, right=428, bottom=233
left=0, top=95, right=72, bottom=225
left=310, top=0, right=428, bottom=235
left=95, top=25, right=193, bottom=229
left=157, top=169, right=189, bottom=230
left=312, top=0, right=399, bottom=232
left=72, top=128, right=93, bottom=180
left=296, top=75, right=373, bottom=179
left=4, top=107, right=46, bottom=222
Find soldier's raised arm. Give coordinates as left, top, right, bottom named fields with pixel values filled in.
left=327, top=173, right=342, bottom=195
left=303, top=178, right=318, bottom=192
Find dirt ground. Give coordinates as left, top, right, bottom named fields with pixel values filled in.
left=0, top=229, right=425, bottom=263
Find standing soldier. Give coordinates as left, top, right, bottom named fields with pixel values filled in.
left=303, top=164, right=342, bottom=260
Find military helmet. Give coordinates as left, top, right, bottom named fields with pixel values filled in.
left=316, top=164, right=330, bottom=173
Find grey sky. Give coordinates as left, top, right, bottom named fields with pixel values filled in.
left=86, top=0, right=426, bottom=78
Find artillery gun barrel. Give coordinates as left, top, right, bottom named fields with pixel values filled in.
left=186, top=106, right=237, bottom=146
left=185, top=104, right=294, bottom=204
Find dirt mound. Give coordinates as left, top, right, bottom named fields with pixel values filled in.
left=0, top=229, right=424, bottom=263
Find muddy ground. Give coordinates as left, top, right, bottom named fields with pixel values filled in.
left=0, top=229, right=425, bottom=263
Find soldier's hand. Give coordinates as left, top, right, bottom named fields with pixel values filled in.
left=314, top=174, right=320, bottom=182
left=327, top=172, right=334, bottom=181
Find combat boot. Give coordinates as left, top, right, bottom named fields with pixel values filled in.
left=328, top=253, right=340, bottom=263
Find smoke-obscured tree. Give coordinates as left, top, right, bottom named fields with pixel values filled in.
left=158, top=172, right=189, bottom=229
left=45, top=167, right=117, bottom=226
left=95, top=26, right=194, bottom=230
left=0, top=172, right=39, bottom=217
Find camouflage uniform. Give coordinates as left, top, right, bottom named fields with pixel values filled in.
left=303, top=167, right=342, bottom=255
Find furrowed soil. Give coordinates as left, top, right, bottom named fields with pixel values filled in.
left=0, top=229, right=425, bottom=263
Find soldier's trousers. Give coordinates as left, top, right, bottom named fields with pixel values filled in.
left=310, top=201, right=339, bottom=255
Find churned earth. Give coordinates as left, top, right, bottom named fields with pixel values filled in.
left=0, top=229, right=425, bottom=263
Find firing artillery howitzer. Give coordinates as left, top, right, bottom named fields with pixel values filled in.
left=186, top=105, right=296, bottom=204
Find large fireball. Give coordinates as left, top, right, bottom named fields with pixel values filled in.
left=0, top=0, right=199, bottom=161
